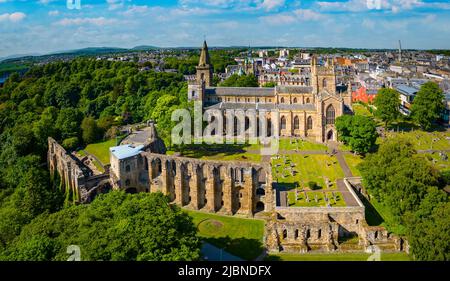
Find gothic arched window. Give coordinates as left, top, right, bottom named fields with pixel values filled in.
left=281, top=116, right=286, bottom=130
left=294, top=116, right=300, bottom=130
left=293, top=97, right=298, bottom=103
left=322, top=78, right=327, bottom=88
left=307, top=116, right=313, bottom=130
left=306, top=98, right=311, bottom=104
left=280, top=97, right=285, bottom=104
left=326, top=105, right=335, bottom=125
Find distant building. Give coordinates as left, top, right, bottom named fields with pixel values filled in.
left=394, top=85, right=419, bottom=115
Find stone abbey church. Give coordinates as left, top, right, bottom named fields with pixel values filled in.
left=188, top=41, right=353, bottom=143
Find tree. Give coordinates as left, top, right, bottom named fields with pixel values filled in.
left=3, top=192, right=201, bottom=261
left=406, top=190, right=450, bottom=261
left=56, top=108, right=83, bottom=140
left=374, top=88, right=400, bottom=127
left=411, top=82, right=445, bottom=130
left=336, top=115, right=377, bottom=154
left=81, top=117, right=102, bottom=144
left=263, top=82, right=277, bottom=88
left=219, top=74, right=259, bottom=87
left=358, top=138, right=439, bottom=221
left=33, top=106, right=59, bottom=148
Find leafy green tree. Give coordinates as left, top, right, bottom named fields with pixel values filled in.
left=81, top=117, right=102, bottom=144
left=33, top=106, right=59, bottom=147
left=3, top=192, right=200, bottom=261
left=263, top=82, right=277, bottom=88
left=359, top=138, right=439, bottom=221
left=62, top=137, right=79, bottom=151
left=374, top=88, right=400, bottom=127
left=406, top=189, right=449, bottom=261
left=411, top=82, right=445, bottom=130
left=219, top=74, right=259, bottom=87
left=336, top=115, right=377, bottom=154
left=56, top=108, right=83, bottom=140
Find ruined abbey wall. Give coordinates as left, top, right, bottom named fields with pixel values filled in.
left=48, top=138, right=110, bottom=203
left=142, top=153, right=274, bottom=216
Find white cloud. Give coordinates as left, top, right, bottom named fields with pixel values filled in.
left=56, top=17, right=117, bottom=26
left=0, top=12, right=26, bottom=23
left=259, top=0, right=285, bottom=11
left=261, top=9, right=325, bottom=25
left=107, top=0, right=124, bottom=11
left=48, top=10, right=60, bottom=16
left=317, top=0, right=450, bottom=13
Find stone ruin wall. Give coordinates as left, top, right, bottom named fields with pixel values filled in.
left=266, top=205, right=404, bottom=253
left=48, top=138, right=110, bottom=203
left=141, top=153, right=274, bottom=217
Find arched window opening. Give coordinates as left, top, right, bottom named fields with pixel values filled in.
left=326, top=105, right=336, bottom=125
left=294, top=116, right=300, bottom=130
left=281, top=116, right=287, bottom=130
left=307, top=116, right=313, bottom=130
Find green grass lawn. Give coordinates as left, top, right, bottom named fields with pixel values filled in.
left=279, top=138, right=328, bottom=151
left=168, top=142, right=262, bottom=163
left=265, top=252, right=411, bottom=261
left=353, top=103, right=374, bottom=117
left=343, top=154, right=363, bottom=177
left=368, top=197, right=407, bottom=236
left=186, top=210, right=265, bottom=261
left=287, top=191, right=346, bottom=207
left=83, top=138, right=118, bottom=165
left=385, top=130, right=450, bottom=151
left=272, top=154, right=344, bottom=190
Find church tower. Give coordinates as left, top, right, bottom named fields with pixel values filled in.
left=311, top=56, right=336, bottom=95
left=196, top=40, right=213, bottom=87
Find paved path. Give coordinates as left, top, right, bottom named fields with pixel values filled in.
left=336, top=179, right=359, bottom=207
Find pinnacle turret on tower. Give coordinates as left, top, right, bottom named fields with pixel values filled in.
left=196, top=40, right=213, bottom=87
left=198, top=40, right=211, bottom=67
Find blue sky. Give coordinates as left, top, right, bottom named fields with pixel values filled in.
left=1, top=0, right=450, bottom=57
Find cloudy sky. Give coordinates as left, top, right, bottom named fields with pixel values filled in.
left=1, top=0, right=450, bottom=57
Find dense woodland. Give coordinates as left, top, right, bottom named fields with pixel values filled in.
left=0, top=59, right=199, bottom=260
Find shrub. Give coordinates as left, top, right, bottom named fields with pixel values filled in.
left=308, top=181, right=320, bottom=190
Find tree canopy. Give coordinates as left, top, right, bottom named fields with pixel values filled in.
left=411, top=82, right=445, bottom=130
left=374, top=88, right=401, bottom=127
left=358, top=138, right=449, bottom=260
left=336, top=115, right=377, bottom=154
left=219, top=74, right=259, bottom=87
left=1, top=192, right=201, bottom=261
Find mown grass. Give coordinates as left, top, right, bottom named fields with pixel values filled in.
left=265, top=252, right=411, bottom=261
left=272, top=154, right=344, bottom=190
left=186, top=210, right=265, bottom=261
left=83, top=138, right=118, bottom=165
left=343, top=154, right=363, bottom=177
left=385, top=130, right=450, bottom=151
left=278, top=138, right=328, bottom=151
left=287, top=191, right=346, bottom=207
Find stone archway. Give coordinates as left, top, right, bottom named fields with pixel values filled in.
left=256, top=201, right=265, bottom=212
left=327, top=130, right=334, bottom=141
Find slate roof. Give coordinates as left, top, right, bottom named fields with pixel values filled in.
left=205, top=87, right=275, bottom=97
left=276, top=86, right=313, bottom=94
left=110, top=145, right=144, bottom=160
left=205, top=102, right=316, bottom=111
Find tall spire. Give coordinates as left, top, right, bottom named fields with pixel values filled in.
left=198, top=40, right=211, bottom=67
